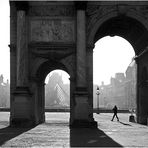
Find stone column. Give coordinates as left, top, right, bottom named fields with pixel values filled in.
left=76, top=8, right=86, bottom=87
left=87, top=44, right=95, bottom=119
left=16, top=10, right=28, bottom=86
left=10, top=2, right=33, bottom=127
left=135, top=57, right=140, bottom=124
left=9, top=1, right=17, bottom=123
left=69, top=76, right=76, bottom=125
left=72, top=2, right=97, bottom=128
left=135, top=50, right=148, bottom=125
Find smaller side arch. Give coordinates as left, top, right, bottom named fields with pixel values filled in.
left=30, top=59, right=73, bottom=124
left=36, top=60, right=70, bottom=82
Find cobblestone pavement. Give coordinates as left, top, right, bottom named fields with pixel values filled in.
left=0, top=112, right=148, bottom=147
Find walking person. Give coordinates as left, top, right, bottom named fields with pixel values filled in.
left=111, top=105, right=119, bottom=121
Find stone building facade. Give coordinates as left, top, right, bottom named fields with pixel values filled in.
left=95, top=60, right=136, bottom=110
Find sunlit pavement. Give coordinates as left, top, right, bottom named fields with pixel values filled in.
left=0, top=112, right=148, bottom=147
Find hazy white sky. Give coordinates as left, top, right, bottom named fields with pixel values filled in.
left=93, top=36, right=135, bottom=85
left=0, top=0, right=10, bottom=82
left=0, top=0, right=135, bottom=85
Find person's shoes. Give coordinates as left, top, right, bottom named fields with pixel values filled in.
left=111, top=120, right=113, bottom=121
left=117, top=119, right=119, bottom=122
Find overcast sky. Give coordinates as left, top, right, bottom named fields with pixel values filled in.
left=0, top=0, right=10, bottom=82
left=93, top=36, right=135, bottom=85
left=0, top=0, right=135, bottom=85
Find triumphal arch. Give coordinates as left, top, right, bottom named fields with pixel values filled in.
left=10, top=1, right=148, bottom=127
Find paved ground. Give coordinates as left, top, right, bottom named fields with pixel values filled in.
left=0, top=112, right=148, bottom=147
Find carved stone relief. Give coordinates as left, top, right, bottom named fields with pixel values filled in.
left=29, top=43, right=75, bottom=61
left=30, top=19, right=75, bottom=42
left=86, top=5, right=117, bottom=35
left=128, top=5, right=148, bottom=20
left=87, top=5, right=117, bottom=19
left=86, top=4, right=148, bottom=36
left=61, top=54, right=75, bottom=78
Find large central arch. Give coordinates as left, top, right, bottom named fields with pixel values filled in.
left=87, top=4, right=148, bottom=124
left=88, top=14, right=148, bottom=54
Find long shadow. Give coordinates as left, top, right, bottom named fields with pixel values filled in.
left=0, top=122, right=32, bottom=146
left=70, top=127, right=123, bottom=147
left=119, top=121, right=132, bottom=126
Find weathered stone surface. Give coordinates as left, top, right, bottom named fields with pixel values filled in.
left=29, top=5, right=75, bottom=16
left=16, top=10, right=28, bottom=87
left=86, top=3, right=148, bottom=38
left=30, top=19, right=75, bottom=42
left=10, top=1, right=148, bottom=128
left=76, top=10, right=86, bottom=87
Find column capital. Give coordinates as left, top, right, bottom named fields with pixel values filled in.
left=15, top=1, right=29, bottom=12
left=69, top=77, right=75, bottom=82
left=29, top=76, right=40, bottom=83
left=134, top=56, right=139, bottom=64
left=134, top=47, right=148, bottom=62
left=86, top=44, right=95, bottom=53
left=75, top=1, right=87, bottom=11
left=9, top=44, right=16, bottom=53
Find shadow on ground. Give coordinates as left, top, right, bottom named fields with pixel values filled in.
left=0, top=124, right=31, bottom=146
left=0, top=121, right=122, bottom=147
left=119, top=121, right=132, bottom=126
left=70, top=127, right=123, bottom=147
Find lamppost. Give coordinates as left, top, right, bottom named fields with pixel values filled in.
left=96, top=86, right=100, bottom=114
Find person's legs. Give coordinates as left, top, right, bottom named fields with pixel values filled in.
left=111, top=114, right=115, bottom=121
left=115, top=114, right=119, bottom=121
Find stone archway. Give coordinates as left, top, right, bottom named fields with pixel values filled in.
left=10, top=1, right=98, bottom=128
left=44, top=70, right=70, bottom=111
left=86, top=2, right=148, bottom=124
left=32, top=60, right=72, bottom=125
left=9, top=1, right=148, bottom=127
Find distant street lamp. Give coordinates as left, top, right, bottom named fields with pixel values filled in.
left=96, top=86, right=100, bottom=114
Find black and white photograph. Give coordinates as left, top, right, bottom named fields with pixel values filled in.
left=0, top=0, right=148, bottom=147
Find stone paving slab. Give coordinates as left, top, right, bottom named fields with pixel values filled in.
left=0, top=112, right=148, bottom=147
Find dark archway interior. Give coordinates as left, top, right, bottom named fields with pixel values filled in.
left=36, top=60, right=69, bottom=82
left=94, top=16, right=148, bottom=55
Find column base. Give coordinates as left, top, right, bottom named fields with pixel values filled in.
left=137, top=115, right=148, bottom=125
left=10, top=117, right=36, bottom=128
left=71, top=87, right=98, bottom=128
left=74, top=87, right=91, bottom=120
left=70, top=120, right=98, bottom=128
left=10, top=87, right=34, bottom=127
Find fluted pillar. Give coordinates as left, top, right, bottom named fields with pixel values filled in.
left=10, top=2, right=33, bottom=127
left=71, top=2, right=97, bottom=128
left=9, top=1, right=17, bottom=125
left=16, top=10, right=28, bottom=86
left=76, top=8, right=86, bottom=87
